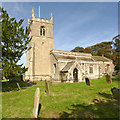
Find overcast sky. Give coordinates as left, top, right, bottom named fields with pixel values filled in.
left=2, top=2, right=118, bottom=66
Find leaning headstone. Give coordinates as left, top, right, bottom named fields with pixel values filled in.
left=49, top=76, right=52, bottom=86
left=105, top=74, right=112, bottom=83
left=17, top=82, right=21, bottom=91
left=45, top=80, right=49, bottom=94
left=32, top=88, right=40, bottom=118
left=111, top=87, right=120, bottom=100
left=85, top=77, right=91, bottom=86
left=118, top=71, right=120, bottom=79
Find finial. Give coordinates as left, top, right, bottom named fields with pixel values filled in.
left=28, top=18, right=30, bottom=25
left=32, top=7, right=35, bottom=18
left=39, top=6, right=40, bottom=18
left=50, top=12, right=53, bottom=22
left=28, top=18, right=30, bottom=23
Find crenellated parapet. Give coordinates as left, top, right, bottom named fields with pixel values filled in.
left=28, top=7, right=53, bottom=26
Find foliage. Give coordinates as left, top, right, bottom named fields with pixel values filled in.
left=71, top=46, right=84, bottom=52
left=84, top=47, right=91, bottom=53
left=1, top=8, right=31, bottom=80
left=2, top=77, right=118, bottom=118
left=2, top=81, right=27, bottom=92
left=112, top=34, right=120, bottom=71
left=90, top=42, right=112, bottom=56
left=72, top=42, right=113, bottom=59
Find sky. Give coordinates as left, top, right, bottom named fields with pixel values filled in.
left=2, top=2, right=118, bottom=66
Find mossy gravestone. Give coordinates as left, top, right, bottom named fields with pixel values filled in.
left=111, top=87, right=120, bottom=100
left=32, top=88, right=40, bottom=118
left=49, top=76, right=52, bottom=86
left=105, top=74, right=112, bottom=83
left=16, top=82, right=21, bottom=91
left=85, top=77, right=91, bottom=86
left=45, top=80, right=49, bottom=94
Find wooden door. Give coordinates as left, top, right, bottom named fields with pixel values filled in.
left=73, top=68, right=78, bottom=82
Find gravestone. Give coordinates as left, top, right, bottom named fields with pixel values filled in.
left=111, top=87, right=120, bottom=100
left=32, top=88, right=40, bottom=118
left=118, top=71, right=120, bottom=78
left=49, top=76, right=52, bottom=86
left=16, top=82, right=21, bottom=91
left=85, top=77, right=91, bottom=86
left=105, top=74, right=112, bottom=83
left=45, top=80, right=49, bottom=94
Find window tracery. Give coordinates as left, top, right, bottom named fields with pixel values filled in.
left=40, top=26, right=45, bottom=36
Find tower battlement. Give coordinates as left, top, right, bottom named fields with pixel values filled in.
left=28, top=17, right=52, bottom=25
left=28, top=7, right=53, bottom=26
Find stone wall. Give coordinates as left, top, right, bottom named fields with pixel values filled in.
left=25, top=13, right=53, bottom=81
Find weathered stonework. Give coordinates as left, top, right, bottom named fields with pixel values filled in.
left=25, top=8, right=53, bottom=81
left=25, top=8, right=114, bottom=82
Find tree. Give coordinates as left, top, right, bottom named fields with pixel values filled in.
left=1, top=8, right=31, bottom=80
left=90, top=42, right=112, bottom=57
left=112, top=34, right=120, bottom=71
left=84, top=47, right=91, bottom=53
left=71, top=46, right=84, bottom=52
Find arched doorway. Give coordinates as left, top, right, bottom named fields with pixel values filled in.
left=73, top=68, right=78, bottom=82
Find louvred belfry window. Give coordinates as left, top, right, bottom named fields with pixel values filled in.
left=40, top=26, right=45, bottom=36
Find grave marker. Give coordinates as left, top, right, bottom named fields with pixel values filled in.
left=111, top=87, right=120, bottom=100
left=49, top=76, right=52, bottom=86
left=85, top=77, right=91, bottom=86
left=105, top=74, right=112, bottom=83
left=45, top=80, right=49, bottom=94
left=17, top=82, right=21, bottom=91
left=32, top=88, right=40, bottom=118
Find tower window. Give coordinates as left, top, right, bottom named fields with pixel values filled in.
left=40, top=26, right=45, bottom=36
left=43, top=29, right=45, bottom=36
left=40, top=29, right=42, bottom=35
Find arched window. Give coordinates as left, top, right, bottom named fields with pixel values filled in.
left=89, top=64, right=93, bottom=74
left=73, top=68, right=78, bottom=82
left=105, top=64, right=109, bottom=73
left=40, top=29, right=42, bottom=36
left=43, top=28, right=45, bottom=36
left=53, top=64, right=56, bottom=74
left=40, top=26, right=45, bottom=36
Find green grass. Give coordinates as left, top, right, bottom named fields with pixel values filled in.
left=2, top=76, right=119, bottom=118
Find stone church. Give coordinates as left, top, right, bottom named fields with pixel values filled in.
left=25, top=8, right=114, bottom=82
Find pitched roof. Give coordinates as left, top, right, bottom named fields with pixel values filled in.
left=51, top=49, right=92, bottom=57
left=77, top=57, right=94, bottom=61
left=52, top=53, right=94, bottom=61
left=61, top=61, right=75, bottom=72
left=51, top=49, right=112, bottom=62
left=53, top=54, right=75, bottom=60
left=92, top=56, right=111, bottom=62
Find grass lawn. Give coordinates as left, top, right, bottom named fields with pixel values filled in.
left=2, top=76, right=119, bottom=119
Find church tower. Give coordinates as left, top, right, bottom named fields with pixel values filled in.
left=25, top=7, right=53, bottom=81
